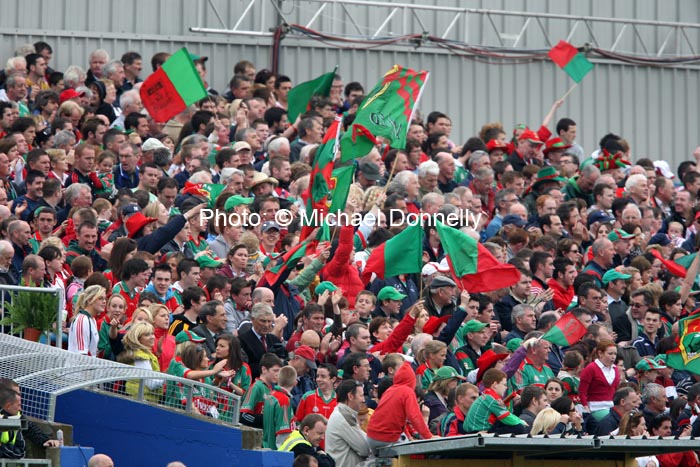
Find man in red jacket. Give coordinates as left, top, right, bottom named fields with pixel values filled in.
left=547, top=257, right=577, bottom=310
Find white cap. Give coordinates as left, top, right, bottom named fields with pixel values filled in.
left=422, top=261, right=449, bottom=277
left=141, top=138, right=167, bottom=152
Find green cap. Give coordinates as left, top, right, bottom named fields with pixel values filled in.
left=602, top=269, right=632, bottom=285
left=433, top=366, right=465, bottom=381
left=635, top=357, right=666, bottom=372
left=175, top=330, right=206, bottom=344
left=315, top=281, right=338, bottom=296
left=463, top=320, right=488, bottom=335
left=224, top=195, right=254, bottom=212
left=196, top=254, right=224, bottom=269
left=506, top=338, right=523, bottom=353
left=377, top=286, right=407, bottom=302
left=608, top=228, right=635, bottom=242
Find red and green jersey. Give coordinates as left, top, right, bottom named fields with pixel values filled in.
left=296, top=389, right=337, bottom=421
left=241, top=378, right=273, bottom=416
left=416, top=362, right=437, bottom=391
left=186, top=237, right=209, bottom=256
left=262, top=387, right=295, bottom=449
left=215, top=362, right=253, bottom=394
left=508, top=358, right=554, bottom=394
left=558, top=371, right=580, bottom=404
left=463, top=388, right=524, bottom=433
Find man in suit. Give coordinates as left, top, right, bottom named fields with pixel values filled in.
left=240, top=303, right=288, bottom=378
left=189, top=300, right=227, bottom=358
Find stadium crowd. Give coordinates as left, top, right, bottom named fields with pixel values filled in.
left=1, top=41, right=700, bottom=467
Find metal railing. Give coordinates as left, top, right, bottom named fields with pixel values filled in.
left=0, top=334, right=241, bottom=425
left=0, top=461, right=51, bottom=467
left=0, top=284, right=63, bottom=349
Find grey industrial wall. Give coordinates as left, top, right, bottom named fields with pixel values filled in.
left=1, top=0, right=698, bottom=170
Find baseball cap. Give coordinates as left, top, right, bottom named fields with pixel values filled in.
left=120, top=204, right=141, bottom=217
left=175, top=330, right=206, bottom=344
left=433, top=366, right=466, bottom=382
left=377, top=286, right=407, bottom=302
left=142, top=138, right=167, bottom=152
left=608, top=229, right=636, bottom=242
left=59, top=88, right=85, bottom=104
left=517, top=129, right=543, bottom=145
left=636, top=357, right=666, bottom=372
left=224, top=195, right=253, bottom=211
left=422, top=262, right=449, bottom=277
left=422, top=316, right=450, bottom=335
left=315, top=281, right=338, bottom=296
left=232, top=141, right=252, bottom=153
left=587, top=210, right=616, bottom=228
left=294, top=345, right=318, bottom=370
left=506, top=338, right=523, bottom=353
left=463, top=320, right=488, bottom=334
left=502, top=214, right=527, bottom=228
left=261, top=221, right=281, bottom=233
left=602, top=269, right=632, bottom=286
left=485, top=139, right=508, bottom=153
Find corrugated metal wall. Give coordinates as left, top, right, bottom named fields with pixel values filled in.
left=1, top=0, right=699, bottom=169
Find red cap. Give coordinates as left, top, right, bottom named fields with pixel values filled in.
left=294, top=345, right=318, bottom=369
left=485, top=139, right=508, bottom=153
left=59, top=88, right=86, bottom=104
left=125, top=212, right=158, bottom=238
left=476, top=349, right=509, bottom=382
left=543, top=137, right=571, bottom=154
left=422, top=316, right=450, bottom=335
left=517, top=129, right=543, bottom=145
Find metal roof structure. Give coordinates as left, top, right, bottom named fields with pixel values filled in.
left=377, top=433, right=700, bottom=460
left=0, top=333, right=241, bottom=424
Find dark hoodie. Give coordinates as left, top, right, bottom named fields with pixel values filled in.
left=91, top=80, right=117, bottom=123
left=366, top=362, right=433, bottom=442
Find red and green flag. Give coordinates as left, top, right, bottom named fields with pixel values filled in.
left=361, top=223, right=424, bottom=283
left=650, top=249, right=687, bottom=278
left=140, top=48, right=208, bottom=123
left=340, top=64, right=429, bottom=162
left=542, top=312, right=588, bottom=347
left=287, top=67, right=337, bottom=123
left=328, top=165, right=355, bottom=213
left=182, top=182, right=225, bottom=209
left=436, top=221, right=520, bottom=293
left=548, top=40, right=594, bottom=83
left=300, top=116, right=342, bottom=241
left=262, top=238, right=318, bottom=286
left=666, top=311, right=700, bottom=374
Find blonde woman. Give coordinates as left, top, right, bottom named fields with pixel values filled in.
left=46, top=149, right=69, bottom=185
left=118, top=322, right=164, bottom=402
left=143, top=201, right=169, bottom=227
left=416, top=340, right=448, bottom=390
left=146, top=304, right=176, bottom=371
left=68, top=285, right=106, bottom=357
left=530, top=407, right=565, bottom=436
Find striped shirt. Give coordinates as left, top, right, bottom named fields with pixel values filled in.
left=68, top=310, right=98, bottom=356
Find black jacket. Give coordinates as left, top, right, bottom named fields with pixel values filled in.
left=238, top=328, right=287, bottom=379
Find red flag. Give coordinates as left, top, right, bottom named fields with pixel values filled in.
left=542, top=312, right=588, bottom=347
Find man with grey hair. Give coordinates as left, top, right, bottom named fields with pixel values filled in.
left=421, top=192, right=444, bottom=215
left=484, top=188, right=519, bottom=239
left=63, top=65, right=86, bottom=89
left=53, top=130, right=76, bottom=151
left=111, top=90, right=142, bottom=129
left=102, top=59, right=125, bottom=90
left=563, top=163, right=600, bottom=208
left=290, top=116, right=323, bottom=162
left=509, top=330, right=554, bottom=392
left=86, top=48, right=110, bottom=86
left=506, top=304, right=537, bottom=342
left=417, top=159, right=440, bottom=200
left=641, top=382, right=667, bottom=428
left=469, top=166, right=495, bottom=214
left=0, top=239, right=17, bottom=285
left=2, top=74, right=28, bottom=116
left=582, top=238, right=615, bottom=287
left=239, top=302, right=287, bottom=378
left=468, top=150, right=490, bottom=174
left=58, top=182, right=92, bottom=224
left=267, top=136, right=290, bottom=159
left=8, top=220, right=31, bottom=280
left=625, top=173, right=649, bottom=206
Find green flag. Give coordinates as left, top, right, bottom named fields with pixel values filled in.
left=362, top=222, right=424, bottom=283
left=667, top=312, right=700, bottom=374
left=287, top=68, right=337, bottom=123
left=340, top=65, right=429, bottom=162
left=328, top=165, right=355, bottom=213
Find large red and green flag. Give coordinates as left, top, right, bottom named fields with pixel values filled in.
left=361, top=222, right=424, bottom=283
left=262, top=238, right=319, bottom=286
left=140, top=48, right=208, bottom=123
left=435, top=221, right=520, bottom=293
left=666, top=311, right=700, bottom=374
left=649, top=249, right=687, bottom=278
left=287, top=67, right=337, bottom=123
left=340, top=65, right=429, bottom=162
left=300, top=116, right=342, bottom=241
left=542, top=312, right=588, bottom=347
left=328, top=165, right=355, bottom=213
left=182, top=182, right=225, bottom=209
left=548, top=40, right=594, bottom=83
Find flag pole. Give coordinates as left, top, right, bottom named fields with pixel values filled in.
left=559, top=82, right=578, bottom=102
left=382, top=154, right=399, bottom=195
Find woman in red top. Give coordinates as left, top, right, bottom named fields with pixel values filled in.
left=578, top=339, right=620, bottom=422
left=146, top=304, right=176, bottom=372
